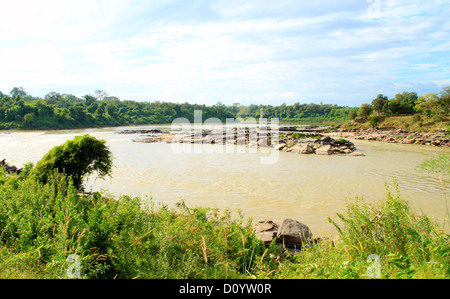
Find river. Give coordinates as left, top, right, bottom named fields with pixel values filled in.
left=1, top=125, right=449, bottom=236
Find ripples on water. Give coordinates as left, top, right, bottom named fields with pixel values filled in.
left=1, top=126, right=449, bottom=235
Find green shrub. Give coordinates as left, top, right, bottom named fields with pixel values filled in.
left=31, top=134, right=113, bottom=190
left=369, top=116, right=380, bottom=128
left=335, top=138, right=348, bottom=144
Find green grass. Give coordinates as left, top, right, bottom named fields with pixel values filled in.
left=1, top=166, right=449, bottom=279
left=417, top=153, right=450, bottom=177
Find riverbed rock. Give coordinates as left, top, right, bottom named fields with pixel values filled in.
left=315, top=144, right=333, bottom=155
left=350, top=152, right=365, bottom=156
left=318, top=136, right=333, bottom=144
left=274, top=143, right=287, bottom=151
left=290, top=143, right=314, bottom=154
left=276, top=219, right=312, bottom=248
left=131, top=126, right=362, bottom=155
left=299, top=143, right=314, bottom=154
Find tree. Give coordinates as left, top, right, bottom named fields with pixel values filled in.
left=438, top=85, right=450, bottom=116
left=371, top=94, right=389, bottom=115
left=94, top=90, right=108, bottom=101
left=415, top=95, right=433, bottom=121
left=10, top=87, right=28, bottom=98
left=358, top=103, right=373, bottom=118
left=83, top=94, right=97, bottom=107
left=393, top=91, right=417, bottom=115
left=31, top=135, right=113, bottom=190
left=45, top=92, right=62, bottom=105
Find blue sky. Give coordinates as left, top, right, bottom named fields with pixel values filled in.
left=0, top=0, right=449, bottom=106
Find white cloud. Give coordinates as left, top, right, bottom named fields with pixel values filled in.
left=0, top=0, right=448, bottom=105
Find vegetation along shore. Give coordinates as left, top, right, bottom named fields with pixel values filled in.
left=0, top=85, right=449, bottom=279
left=0, top=134, right=449, bottom=279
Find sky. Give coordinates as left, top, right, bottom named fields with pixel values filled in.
left=0, top=0, right=449, bottom=107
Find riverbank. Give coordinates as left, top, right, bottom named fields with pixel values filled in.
left=327, top=127, right=450, bottom=147
left=0, top=166, right=449, bottom=279
left=324, top=115, right=450, bottom=147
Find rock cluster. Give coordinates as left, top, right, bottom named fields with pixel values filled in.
left=118, top=129, right=166, bottom=135
left=280, top=135, right=358, bottom=156
left=254, top=219, right=321, bottom=253
left=130, top=126, right=361, bottom=156
left=0, top=159, right=22, bottom=174
left=337, top=128, right=450, bottom=147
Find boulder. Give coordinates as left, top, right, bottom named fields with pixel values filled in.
left=274, top=143, right=287, bottom=151
left=315, top=144, right=333, bottom=155
left=289, top=145, right=302, bottom=154
left=276, top=219, right=312, bottom=248
left=318, top=136, right=333, bottom=144
left=290, top=143, right=314, bottom=154
left=299, top=143, right=314, bottom=154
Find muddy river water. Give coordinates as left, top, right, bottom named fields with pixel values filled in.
left=1, top=125, right=449, bottom=236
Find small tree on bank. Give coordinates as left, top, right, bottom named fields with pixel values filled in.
left=32, top=134, right=113, bottom=190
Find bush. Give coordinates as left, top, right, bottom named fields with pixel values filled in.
left=31, top=135, right=112, bottom=190
left=369, top=116, right=380, bottom=128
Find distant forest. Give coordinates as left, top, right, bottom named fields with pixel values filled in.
left=0, top=88, right=357, bottom=130
left=1, top=86, right=448, bottom=130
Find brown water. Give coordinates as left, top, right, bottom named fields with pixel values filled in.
left=1, top=125, right=449, bottom=236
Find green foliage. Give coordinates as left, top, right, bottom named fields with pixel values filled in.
left=354, top=87, right=449, bottom=121
left=418, top=153, right=450, bottom=177
left=328, top=183, right=450, bottom=278
left=0, top=167, right=279, bottom=279
left=335, top=138, right=349, bottom=144
left=369, top=116, right=380, bottom=128
left=1, top=168, right=449, bottom=278
left=0, top=88, right=359, bottom=130
left=31, top=135, right=113, bottom=190
left=358, top=103, right=373, bottom=118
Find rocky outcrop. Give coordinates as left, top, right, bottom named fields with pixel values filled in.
left=334, top=128, right=450, bottom=147
left=0, top=159, right=22, bottom=174
left=117, top=129, right=167, bottom=135
left=131, top=125, right=360, bottom=156
left=254, top=218, right=321, bottom=253
left=133, top=133, right=177, bottom=143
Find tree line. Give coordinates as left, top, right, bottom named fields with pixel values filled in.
left=1, top=86, right=448, bottom=130
left=0, top=88, right=357, bottom=129
left=354, top=86, right=450, bottom=124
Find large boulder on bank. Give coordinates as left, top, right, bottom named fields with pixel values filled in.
left=276, top=219, right=312, bottom=248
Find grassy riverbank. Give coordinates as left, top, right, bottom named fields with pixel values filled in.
left=0, top=166, right=449, bottom=279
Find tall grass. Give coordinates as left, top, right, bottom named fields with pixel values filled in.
left=328, top=182, right=450, bottom=278
left=1, top=165, right=449, bottom=279
left=0, top=167, right=279, bottom=278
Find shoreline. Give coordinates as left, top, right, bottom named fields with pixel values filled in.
left=325, top=127, right=450, bottom=147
